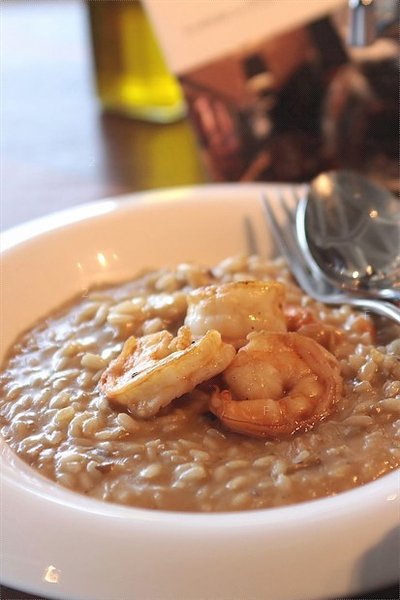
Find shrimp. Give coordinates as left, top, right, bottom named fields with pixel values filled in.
left=210, top=331, right=343, bottom=438
left=184, top=280, right=286, bottom=348
left=284, top=305, right=315, bottom=331
left=284, top=305, right=344, bottom=352
left=296, top=323, right=344, bottom=353
left=100, top=326, right=235, bottom=418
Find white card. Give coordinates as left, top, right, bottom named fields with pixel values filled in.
left=144, top=0, right=346, bottom=73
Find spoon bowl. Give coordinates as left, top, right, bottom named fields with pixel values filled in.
left=296, top=170, right=400, bottom=301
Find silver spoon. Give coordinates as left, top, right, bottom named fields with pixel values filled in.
left=296, top=170, right=400, bottom=302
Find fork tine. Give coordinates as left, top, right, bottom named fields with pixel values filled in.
left=278, top=188, right=297, bottom=224
left=264, top=188, right=304, bottom=263
left=262, top=189, right=319, bottom=298
left=262, top=191, right=293, bottom=264
left=262, top=191, right=283, bottom=246
left=279, top=184, right=308, bottom=220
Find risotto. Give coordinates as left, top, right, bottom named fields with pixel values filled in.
left=1, top=255, right=399, bottom=512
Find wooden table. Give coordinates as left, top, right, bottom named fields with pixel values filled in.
left=1, top=2, right=398, bottom=599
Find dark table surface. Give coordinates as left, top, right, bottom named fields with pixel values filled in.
left=1, top=2, right=399, bottom=600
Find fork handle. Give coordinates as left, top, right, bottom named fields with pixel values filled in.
left=346, top=297, right=400, bottom=325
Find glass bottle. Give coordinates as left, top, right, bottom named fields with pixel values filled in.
left=87, top=0, right=185, bottom=123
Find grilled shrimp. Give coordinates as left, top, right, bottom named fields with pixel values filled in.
left=100, top=326, right=235, bottom=418
left=284, top=305, right=344, bottom=352
left=184, top=281, right=286, bottom=348
left=296, top=323, right=344, bottom=353
left=210, top=331, right=342, bottom=438
left=284, top=305, right=315, bottom=331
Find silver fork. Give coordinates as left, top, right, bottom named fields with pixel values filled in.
left=262, top=188, right=400, bottom=325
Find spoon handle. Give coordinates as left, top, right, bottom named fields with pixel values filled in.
left=348, top=297, right=400, bottom=325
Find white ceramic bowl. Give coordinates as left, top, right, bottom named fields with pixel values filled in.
left=1, top=184, right=398, bottom=600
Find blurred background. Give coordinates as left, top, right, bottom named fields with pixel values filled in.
left=1, top=0, right=398, bottom=232
left=1, top=0, right=206, bottom=231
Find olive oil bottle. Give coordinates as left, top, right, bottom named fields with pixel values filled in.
left=87, top=0, right=185, bottom=122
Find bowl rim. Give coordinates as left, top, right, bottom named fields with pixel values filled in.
left=1, top=182, right=398, bottom=600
